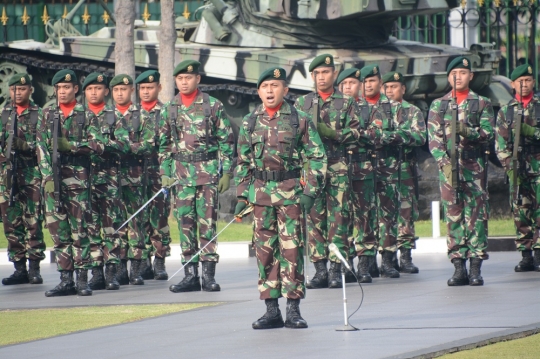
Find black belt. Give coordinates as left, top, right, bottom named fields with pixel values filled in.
left=349, top=153, right=369, bottom=162
left=326, top=149, right=347, bottom=160
left=60, top=155, right=90, bottom=168
left=253, top=169, right=301, bottom=182
left=460, top=148, right=484, bottom=160
left=95, top=158, right=120, bottom=171
left=18, top=157, right=38, bottom=169
left=172, top=152, right=217, bottom=162
left=122, top=156, right=144, bottom=168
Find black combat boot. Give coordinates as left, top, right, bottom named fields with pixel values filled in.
left=399, top=248, right=419, bottom=274
left=357, top=256, right=373, bottom=283
left=344, top=257, right=356, bottom=283
left=45, top=271, right=77, bottom=297
left=392, top=252, right=400, bottom=272
left=116, top=259, right=130, bottom=285
left=28, top=259, right=43, bottom=284
left=75, top=269, right=93, bottom=296
left=514, top=250, right=535, bottom=272
left=328, top=261, right=343, bottom=288
left=380, top=251, right=400, bottom=278
left=88, top=266, right=106, bottom=290
left=284, top=298, right=308, bottom=329
left=141, top=257, right=154, bottom=280
left=306, top=260, right=328, bottom=289
left=534, top=249, right=540, bottom=272
left=201, top=261, right=221, bottom=291
left=252, top=298, right=284, bottom=329
left=369, top=255, right=380, bottom=278
left=447, top=258, right=469, bottom=286
left=129, top=259, right=144, bottom=285
left=153, top=257, right=168, bottom=280
left=169, top=262, right=202, bottom=293
left=105, top=263, right=120, bottom=290
left=469, top=258, right=484, bottom=286
left=2, top=260, right=29, bottom=285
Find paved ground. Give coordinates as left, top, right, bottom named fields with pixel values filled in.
left=1, top=252, right=539, bottom=359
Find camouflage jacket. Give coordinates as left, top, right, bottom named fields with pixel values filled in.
left=294, top=90, right=360, bottom=176
left=428, top=89, right=494, bottom=180
left=495, top=95, right=540, bottom=176
left=37, top=102, right=103, bottom=188
left=0, top=101, right=43, bottom=186
left=236, top=101, right=327, bottom=206
left=139, top=101, right=163, bottom=182
left=158, top=90, right=234, bottom=187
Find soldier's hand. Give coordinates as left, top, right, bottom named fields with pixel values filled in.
left=506, top=169, right=522, bottom=185
left=442, top=164, right=453, bottom=186
left=161, top=175, right=175, bottom=188
left=12, top=138, right=31, bottom=152
left=521, top=123, right=538, bottom=138
left=57, top=137, right=72, bottom=152
left=457, top=123, right=473, bottom=138
left=317, top=122, right=337, bottom=140
left=234, top=198, right=248, bottom=216
left=44, top=181, right=55, bottom=194
left=300, top=194, right=315, bottom=213
left=218, top=173, right=232, bottom=194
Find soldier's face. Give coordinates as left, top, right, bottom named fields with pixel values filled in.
left=139, top=83, right=161, bottom=102
left=112, top=85, right=134, bottom=106
left=363, top=76, right=381, bottom=98
left=55, top=83, right=78, bottom=104
left=384, top=82, right=406, bottom=102
left=85, top=84, right=109, bottom=105
left=448, top=69, right=473, bottom=91
left=9, top=85, right=32, bottom=106
left=311, top=67, right=337, bottom=93
left=512, top=76, right=535, bottom=97
left=175, top=74, right=200, bottom=95
left=258, top=80, right=288, bottom=109
left=340, top=78, right=361, bottom=98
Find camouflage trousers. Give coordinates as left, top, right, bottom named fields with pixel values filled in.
left=87, top=180, right=122, bottom=266
left=174, top=184, right=219, bottom=263
left=143, top=178, right=171, bottom=259
left=509, top=175, right=540, bottom=251
left=349, top=176, right=377, bottom=257
left=375, top=179, right=399, bottom=253
left=397, top=164, right=418, bottom=250
left=0, top=176, right=45, bottom=262
left=308, top=173, right=350, bottom=262
left=45, top=187, right=91, bottom=271
left=440, top=172, right=489, bottom=260
left=253, top=203, right=305, bottom=300
left=119, top=185, right=148, bottom=260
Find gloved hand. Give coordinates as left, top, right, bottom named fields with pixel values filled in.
left=300, top=194, right=315, bottom=213
left=302, top=162, right=309, bottom=171
left=506, top=169, right=522, bottom=186
left=161, top=175, right=175, bottom=188
left=57, top=137, right=72, bottom=152
left=521, top=123, right=538, bottom=138
left=234, top=198, right=248, bottom=216
left=457, top=123, right=473, bottom=138
left=442, top=164, right=453, bottom=187
left=12, top=138, right=30, bottom=152
left=317, top=122, right=337, bottom=140
left=44, top=181, right=55, bottom=194
left=218, top=173, right=232, bottom=194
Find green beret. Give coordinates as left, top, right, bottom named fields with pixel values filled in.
left=8, top=73, right=31, bottom=87
left=309, top=54, right=334, bottom=72
left=360, top=65, right=380, bottom=81
left=446, top=56, right=471, bottom=75
left=336, top=68, right=361, bottom=85
left=257, top=67, right=287, bottom=88
left=510, top=64, right=534, bottom=82
left=173, top=60, right=201, bottom=76
left=135, top=70, right=160, bottom=84
left=109, top=74, right=134, bottom=88
left=382, top=71, right=405, bottom=85
left=82, top=73, right=108, bottom=91
left=52, top=69, right=77, bottom=86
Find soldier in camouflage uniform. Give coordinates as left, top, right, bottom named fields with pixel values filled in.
left=1, top=74, right=45, bottom=286
left=159, top=60, right=234, bottom=293
left=38, top=69, right=104, bottom=297
left=336, top=68, right=382, bottom=283
left=294, top=54, right=360, bottom=289
left=135, top=70, right=170, bottom=281
left=382, top=71, right=426, bottom=274
left=235, top=67, right=326, bottom=329
left=84, top=73, right=128, bottom=291
left=495, top=64, right=540, bottom=273
left=427, top=56, right=494, bottom=286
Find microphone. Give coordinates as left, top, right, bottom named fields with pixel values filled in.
left=328, top=243, right=352, bottom=272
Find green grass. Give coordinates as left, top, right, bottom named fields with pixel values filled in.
left=0, top=303, right=217, bottom=346
left=439, top=332, right=540, bottom=359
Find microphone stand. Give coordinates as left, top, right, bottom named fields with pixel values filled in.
left=329, top=243, right=358, bottom=331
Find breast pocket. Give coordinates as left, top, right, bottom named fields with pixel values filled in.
left=250, top=131, right=265, bottom=159
left=278, top=131, right=294, bottom=159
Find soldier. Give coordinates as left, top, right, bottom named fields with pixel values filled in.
left=38, top=69, right=103, bottom=297
left=1, top=74, right=45, bottom=286
left=336, top=68, right=381, bottom=283
left=235, top=67, right=326, bottom=329
left=427, top=56, right=494, bottom=286
left=381, top=71, right=426, bottom=273
left=159, top=60, right=234, bottom=293
left=135, top=70, right=170, bottom=280
left=84, top=73, right=127, bottom=291
left=294, top=54, right=360, bottom=289
left=495, top=64, right=540, bottom=272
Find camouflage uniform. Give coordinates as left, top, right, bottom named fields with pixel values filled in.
left=236, top=101, right=327, bottom=300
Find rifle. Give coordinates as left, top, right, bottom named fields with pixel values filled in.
left=449, top=74, right=460, bottom=203
left=512, top=80, right=524, bottom=205
left=312, top=79, right=320, bottom=126
left=5, top=86, right=18, bottom=207
left=52, top=88, right=62, bottom=212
